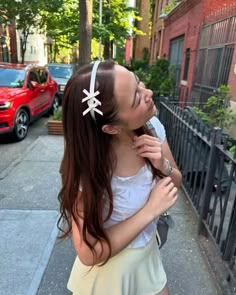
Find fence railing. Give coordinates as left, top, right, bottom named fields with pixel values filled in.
left=158, top=99, right=236, bottom=283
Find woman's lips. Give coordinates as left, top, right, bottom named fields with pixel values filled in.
left=149, top=100, right=154, bottom=110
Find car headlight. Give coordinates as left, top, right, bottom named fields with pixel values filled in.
left=0, top=101, right=12, bottom=110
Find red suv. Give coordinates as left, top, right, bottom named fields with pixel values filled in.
left=0, top=63, right=59, bottom=141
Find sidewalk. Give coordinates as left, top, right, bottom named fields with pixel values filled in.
left=0, top=135, right=222, bottom=295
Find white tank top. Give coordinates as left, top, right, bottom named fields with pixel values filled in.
left=103, top=116, right=166, bottom=248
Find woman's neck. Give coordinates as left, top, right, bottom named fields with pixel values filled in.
left=111, top=130, right=135, bottom=149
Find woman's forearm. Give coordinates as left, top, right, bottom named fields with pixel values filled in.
left=72, top=204, right=154, bottom=266
left=163, top=166, right=182, bottom=189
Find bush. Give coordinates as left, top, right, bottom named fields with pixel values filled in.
left=49, top=107, right=62, bottom=121
left=147, top=58, right=175, bottom=97
left=229, top=145, right=236, bottom=155
left=193, top=85, right=236, bottom=129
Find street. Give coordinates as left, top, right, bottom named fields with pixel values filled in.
left=0, top=117, right=48, bottom=177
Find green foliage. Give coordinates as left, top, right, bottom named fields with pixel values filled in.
left=41, top=0, right=79, bottom=62
left=93, top=0, right=144, bottom=59
left=192, top=85, right=236, bottom=129
left=115, top=47, right=125, bottom=65
left=0, top=0, right=63, bottom=63
left=50, top=107, right=62, bottom=121
left=133, top=48, right=150, bottom=71
left=132, top=55, right=177, bottom=98
left=162, top=0, right=177, bottom=15
left=147, top=58, right=175, bottom=97
left=132, top=48, right=150, bottom=85
left=229, top=145, right=236, bottom=155
left=134, top=68, right=151, bottom=86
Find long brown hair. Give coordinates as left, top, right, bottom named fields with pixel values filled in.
left=58, top=60, right=163, bottom=265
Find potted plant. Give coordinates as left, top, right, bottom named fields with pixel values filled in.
left=48, top=107, right=63, bottom=135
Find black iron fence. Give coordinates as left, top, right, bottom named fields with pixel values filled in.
left=192, top=13, right=236, bottom=104
left=159, top=99, right=236, bottom=283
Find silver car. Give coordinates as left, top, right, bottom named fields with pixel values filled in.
left=45, top=63, right=75, bottom=102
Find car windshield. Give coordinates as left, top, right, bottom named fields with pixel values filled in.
left=47, top=65, right=73, bottom=79
left=0, top=68, right=25, bottom=88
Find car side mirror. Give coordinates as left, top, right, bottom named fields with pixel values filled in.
left=30, top=81, right=39, bottom=89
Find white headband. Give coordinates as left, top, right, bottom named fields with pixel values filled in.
left=82, top=61, right=103, bottom=121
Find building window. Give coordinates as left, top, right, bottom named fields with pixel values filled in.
left=183, top=48, right=190, bottom=81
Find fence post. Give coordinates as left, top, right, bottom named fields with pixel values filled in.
left=198, top=127, right=222, bottom=235
left=223, top=195, right=236, bottom=261
left=158, top=97, right=164, bottom=122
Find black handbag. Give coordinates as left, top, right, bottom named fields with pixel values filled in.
left=156, top=212, right=175, bottom=249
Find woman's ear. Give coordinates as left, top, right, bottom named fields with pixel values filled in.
left=102, top=124, right=120, bottom=135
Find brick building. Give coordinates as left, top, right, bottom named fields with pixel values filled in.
left=149, top=0, right=166, bottom=64
left=161, top=0, right=203, bottom=102
left=0, top=20, right=17, bottom=63
left=133, top=0, right=150, bottom=60
left=150, top=0, right=236, bottom=107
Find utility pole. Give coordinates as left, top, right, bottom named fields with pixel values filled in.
left=98, top=0, right=102, bottom=60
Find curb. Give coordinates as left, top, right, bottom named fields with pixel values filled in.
left=0, top=137, right=41, bottom=180
left=26, top=212, right=59, bottom=295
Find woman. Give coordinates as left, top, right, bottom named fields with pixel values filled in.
left=58, top=60, right=182, bottom=295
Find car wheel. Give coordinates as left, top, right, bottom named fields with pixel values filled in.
left=52, top=95, right=60, bottom=114
left=13, top=109, right=29, bottom=141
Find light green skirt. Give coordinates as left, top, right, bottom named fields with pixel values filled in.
left=67, top=234, right=167, bottom=295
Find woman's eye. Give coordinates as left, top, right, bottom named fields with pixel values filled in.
left=136, top=92, right=141, bottom=106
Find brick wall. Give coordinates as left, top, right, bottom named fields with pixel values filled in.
left=8, top=22, right=18, bottom=63
left=162, top=0, right=203, bottom=102
left=203, top=0, right=236, bottom=23
left=0, top=21, right=17, bottom=63
left=134, top=0, right=150, bottom=60
left=150, top=0, right=165, bottom=64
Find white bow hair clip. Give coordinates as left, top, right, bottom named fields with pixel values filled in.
left=82, top=61, right=103, bottom=121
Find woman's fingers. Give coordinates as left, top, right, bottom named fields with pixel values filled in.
left=167, top=181, right=175, bottom=192
left=133, top=135, right=160, bottom=149
left=158, top=176, right=173, bottom=186
left=169, top=186, right=178, bottom=198
left=136, top=145, right=161, bottom=153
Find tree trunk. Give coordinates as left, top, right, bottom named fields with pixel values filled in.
left=53, top=42, right=58, bottom=62
left=79, top=0, right=93, bottom=67
left=20, top=33, right=27, bottom=64
left=104, top=40, right=113, bottom=60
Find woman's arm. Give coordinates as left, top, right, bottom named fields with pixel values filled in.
left=72, top=177, right=178, bottom=266
left=160, top=139, right=182, bottom=188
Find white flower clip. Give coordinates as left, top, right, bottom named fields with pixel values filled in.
left=82, top=60, right=103, bottom=121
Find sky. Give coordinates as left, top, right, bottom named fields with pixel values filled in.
left=129, top=0, right=136, bottom=8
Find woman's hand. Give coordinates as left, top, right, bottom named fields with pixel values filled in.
left=144, top=177, right=178, bottom=219
left=133, top=135, right=166, bottom=171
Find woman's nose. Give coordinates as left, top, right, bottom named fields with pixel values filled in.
left=144, top=88, right=153, bottom=103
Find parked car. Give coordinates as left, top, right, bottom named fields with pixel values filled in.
left=0, top=62, right=59, bottom=141
left=45, top=63, right=74, bottom=101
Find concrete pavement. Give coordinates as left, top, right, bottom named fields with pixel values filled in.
left=0, top=135, right=222, bottom=295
